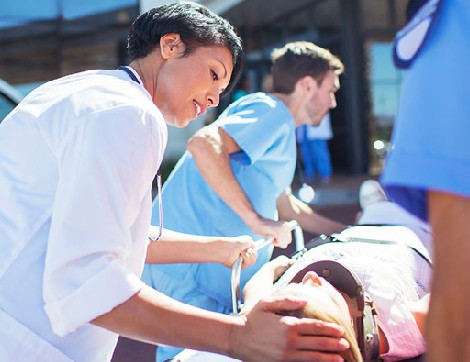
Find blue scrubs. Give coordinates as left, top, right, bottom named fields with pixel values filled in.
left=142, top=92, right=296, bottom=361
left=382, top=0, right=470, bottom=221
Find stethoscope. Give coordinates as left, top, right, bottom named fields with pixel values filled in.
left=118, top=65, right=163, bottom=241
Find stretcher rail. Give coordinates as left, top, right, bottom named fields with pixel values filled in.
left=230, top=220, right=304, bottom=314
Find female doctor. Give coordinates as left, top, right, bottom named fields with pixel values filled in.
left=0, top=2, right=349, bottom=362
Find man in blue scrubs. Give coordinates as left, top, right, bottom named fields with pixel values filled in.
left=142, top=41, right=345, bottom=362
left=382, top=1, right=470, bottom=360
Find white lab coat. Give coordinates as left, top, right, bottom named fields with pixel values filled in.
left=0, top=68, right=167, bottom=361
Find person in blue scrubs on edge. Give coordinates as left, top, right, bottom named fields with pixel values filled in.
left=382, top=0, right=470, bottom=361
left=142, top=41, right=346, bottom=362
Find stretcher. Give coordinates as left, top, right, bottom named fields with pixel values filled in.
left=165, top=223, right=429, bottom=362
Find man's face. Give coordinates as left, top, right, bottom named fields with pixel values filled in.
left=302, top=70, right=340, bottom=126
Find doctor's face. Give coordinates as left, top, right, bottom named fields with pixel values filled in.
left=155, top=45, right=233, bottom=128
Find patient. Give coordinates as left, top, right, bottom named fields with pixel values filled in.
left=170, top=234, right=430, bottom=362
left=243, top=257, right=362, bottom=361
left=242, top=182, right=431, bottom=361
left=169, top=182, right=431, bottom=361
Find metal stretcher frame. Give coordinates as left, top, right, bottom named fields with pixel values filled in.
left=166, top=222, right=304, bottom=362
left=231, top=220, right=304, bottom=315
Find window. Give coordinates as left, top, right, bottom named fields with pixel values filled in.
left=367, top=41, right=403, bottom=171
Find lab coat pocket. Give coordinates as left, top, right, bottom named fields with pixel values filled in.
left=0, top=309, right=73, bottom=362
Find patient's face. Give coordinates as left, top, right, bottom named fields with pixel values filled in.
left=275, top=271, right=361, bottom=361
left=277, top=271, right=351, bottom=322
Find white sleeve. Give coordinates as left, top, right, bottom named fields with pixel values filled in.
left=43, top=105, right=163, bottom=336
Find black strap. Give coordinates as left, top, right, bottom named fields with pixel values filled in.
left=117, top=66, right=140, bottom=84
left=295, top=228, right=432, bottom=265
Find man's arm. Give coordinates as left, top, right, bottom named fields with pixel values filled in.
left=409, top=293, right=430, bottom=338
left=145, top=227, right=257, bottom=268
left=427, top=191, right=470, bottom=362
left=187, top=124, right=292, bottom=247
left=92, top=284, right=350, bottom=362
left=277, top=189, right=346, bottom=236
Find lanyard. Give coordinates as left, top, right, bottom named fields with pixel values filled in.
left=118, top=65, right=164, bottom=241
left=117, top=66, right=140, bottom=84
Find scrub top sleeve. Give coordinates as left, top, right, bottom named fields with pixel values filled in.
left=218, top=98, right=291, bottom=164
left=43, top=105, right=161, bottom=336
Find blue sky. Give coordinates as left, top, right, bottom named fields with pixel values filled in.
left=0, top=0, right=137, bottom=27
left=0, top=3, right=404, bottom=121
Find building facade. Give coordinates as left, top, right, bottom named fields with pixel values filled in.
left=0, top=0, right=408, bottom=174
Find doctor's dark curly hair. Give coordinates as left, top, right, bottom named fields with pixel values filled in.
left=127, top=1, right=244, bottom=96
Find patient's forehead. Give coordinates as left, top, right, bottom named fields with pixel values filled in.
left=276, top=277, right=351, bottom=319
left=274, top=257, right=320, bottom=289
left=276, top=278, right=340, bottom=302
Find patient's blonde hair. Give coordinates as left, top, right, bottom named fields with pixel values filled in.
left=280, top=296, right=362, bottom=362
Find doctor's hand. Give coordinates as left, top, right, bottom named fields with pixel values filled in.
left=213, top=235, right=257, bottom=269
left=230, top=296, right=349, bottom=362
left=245, top=215, right=293, bottom=249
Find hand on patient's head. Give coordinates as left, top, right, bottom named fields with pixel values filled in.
left=232, top=294, right=350, bottom=362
